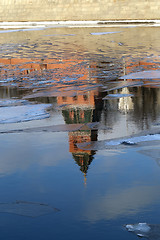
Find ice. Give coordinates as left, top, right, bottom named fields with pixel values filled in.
left=90, top=31, right=121, bottom=35
left=24, top=89, right=78, bottom=98
left=125, top=223, right=160, bottom=240
left=78, top=132, right=160, bottom=151
left=103, top=81, right=143, bottom=92
left=138, top=149, right=160, bottom=166
left=0, top=201, right=60, bottom=217
left=0, top=28, right=45, bottom=33
left=44, top=34, right=75, bottom=37
left=103, top=93, right=134, bottom=99
left=120, top=70, right=160, bottom=80
left=105, top=134, right=160, bottom=146
left=0, top=104, right=51, bottom=123
left=126, top=223, right=151, bottom=232
left=24, top=85, right=100, bottom=99
left=0, top=99, right=28, bottom=107
left=0, top=122, right=104, bottom=134
left=0, top=78, right=15, bottom=83
left=77, top=140, right=107, bottom=151
left=139, top=149, right=160, bottom=160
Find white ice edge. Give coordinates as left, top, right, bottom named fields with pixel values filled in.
left=105, top=134, right=160, bottom=146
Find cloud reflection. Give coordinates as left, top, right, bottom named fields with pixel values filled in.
left=0, top=132, right=68, bottom=176
left=83, top=185, right=160, bottom=222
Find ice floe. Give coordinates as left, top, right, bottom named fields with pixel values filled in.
left=0, top=99, right=28, bottom=107
left=105, top=134, right=160, bottom=146
left=126, top=223, right=151, bottom=233
left=125, top=223, right=160, bottom=239
left=120, top=70, right=160, bottom=80
left=0, top=103, right=51, bottom=123
left=90, top=31, right=121, bottom=35
left=23, top=84, right=100, bottom=99
left=77, top=132, right=160, bottom=151
left=139, top=149, right=160, bottom=160
left=44, top=34, right=75, bottom=37
left=138, top=148, right=160, bottom=167
left=0, top=28, right=45, bottom=33
left=0, top=122, right=109, bottom=134
left=103, top=93, right=134, bottom=99
left=102, top=81, right=143, bottom=92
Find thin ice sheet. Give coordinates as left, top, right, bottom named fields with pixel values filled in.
left=0, top=104, right=51, bottom=123
left=120, top=70, right=160, bottom=80
left=0, top=201, right=59, bottom=217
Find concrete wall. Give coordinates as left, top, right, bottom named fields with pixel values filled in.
left=0, top=0, right=160, bottom=22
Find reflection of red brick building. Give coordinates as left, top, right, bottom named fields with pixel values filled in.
left=125, top=58, right=160, bottom=88
left=0, top=58, right=99, bottom=178
left=57, top=91, right=96, bottom=109
left=58, top=90, right=98, bottom=177
left=0, top=58, right=90, bottom=83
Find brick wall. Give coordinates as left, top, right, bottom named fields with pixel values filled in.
left=0, top=0, right=160, bottom=22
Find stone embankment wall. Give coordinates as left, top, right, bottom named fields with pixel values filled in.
left=0, top=0, right=160, bottom=22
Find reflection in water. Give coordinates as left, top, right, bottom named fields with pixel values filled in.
left=83, top=185, right=160, bottom=221
left=58, top=90, right=103, bottom=180
left=0, top=57, right=103, bottom=178
left=0, top=58, right=90, bottom=89
left=1, top=56, right=160, bottom=173
left=1, top=27, right=160, bottom=240
left=118, top=88, right=134, bottom=112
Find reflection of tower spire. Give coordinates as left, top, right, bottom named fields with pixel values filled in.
left=72, top=151, right=95, bottom=175
left=58, top=91, right=99, bottom=176
left=84, top=173, right=87, bottom=187
left=57, top=84, right=103, bottom=177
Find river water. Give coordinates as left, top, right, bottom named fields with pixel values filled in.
left=0, top=25, right=160, bottom=240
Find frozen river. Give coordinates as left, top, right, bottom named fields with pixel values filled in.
left=0, top=25, right=160, bottom=240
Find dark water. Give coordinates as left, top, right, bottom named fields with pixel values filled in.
left=0, top=26, right=160, bottom=240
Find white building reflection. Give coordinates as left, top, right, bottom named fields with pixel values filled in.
left=118, top=88, right=134, bottom=112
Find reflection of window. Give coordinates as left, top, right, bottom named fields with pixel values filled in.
left=83, top=95, right=88, bottom=101
left=73, top=141, right=78, bottom=150
left=80, top=111, right=84, bottom=119
left=62, top=96, right=67, bottom=102
left=41, top=63, right=47, bottom=70
left=73, top=96, right=77, bottom=101
left=69, top=110, right=74, bottom=120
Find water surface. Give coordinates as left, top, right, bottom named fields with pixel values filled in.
left=0, top=25, right=160, bottom=240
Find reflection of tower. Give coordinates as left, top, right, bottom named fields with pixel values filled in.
left=118, top=88, right=134, bottom=112
left=57, top=89, right=102, bottom=181
left=69, top=130, right=97, bottom=185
